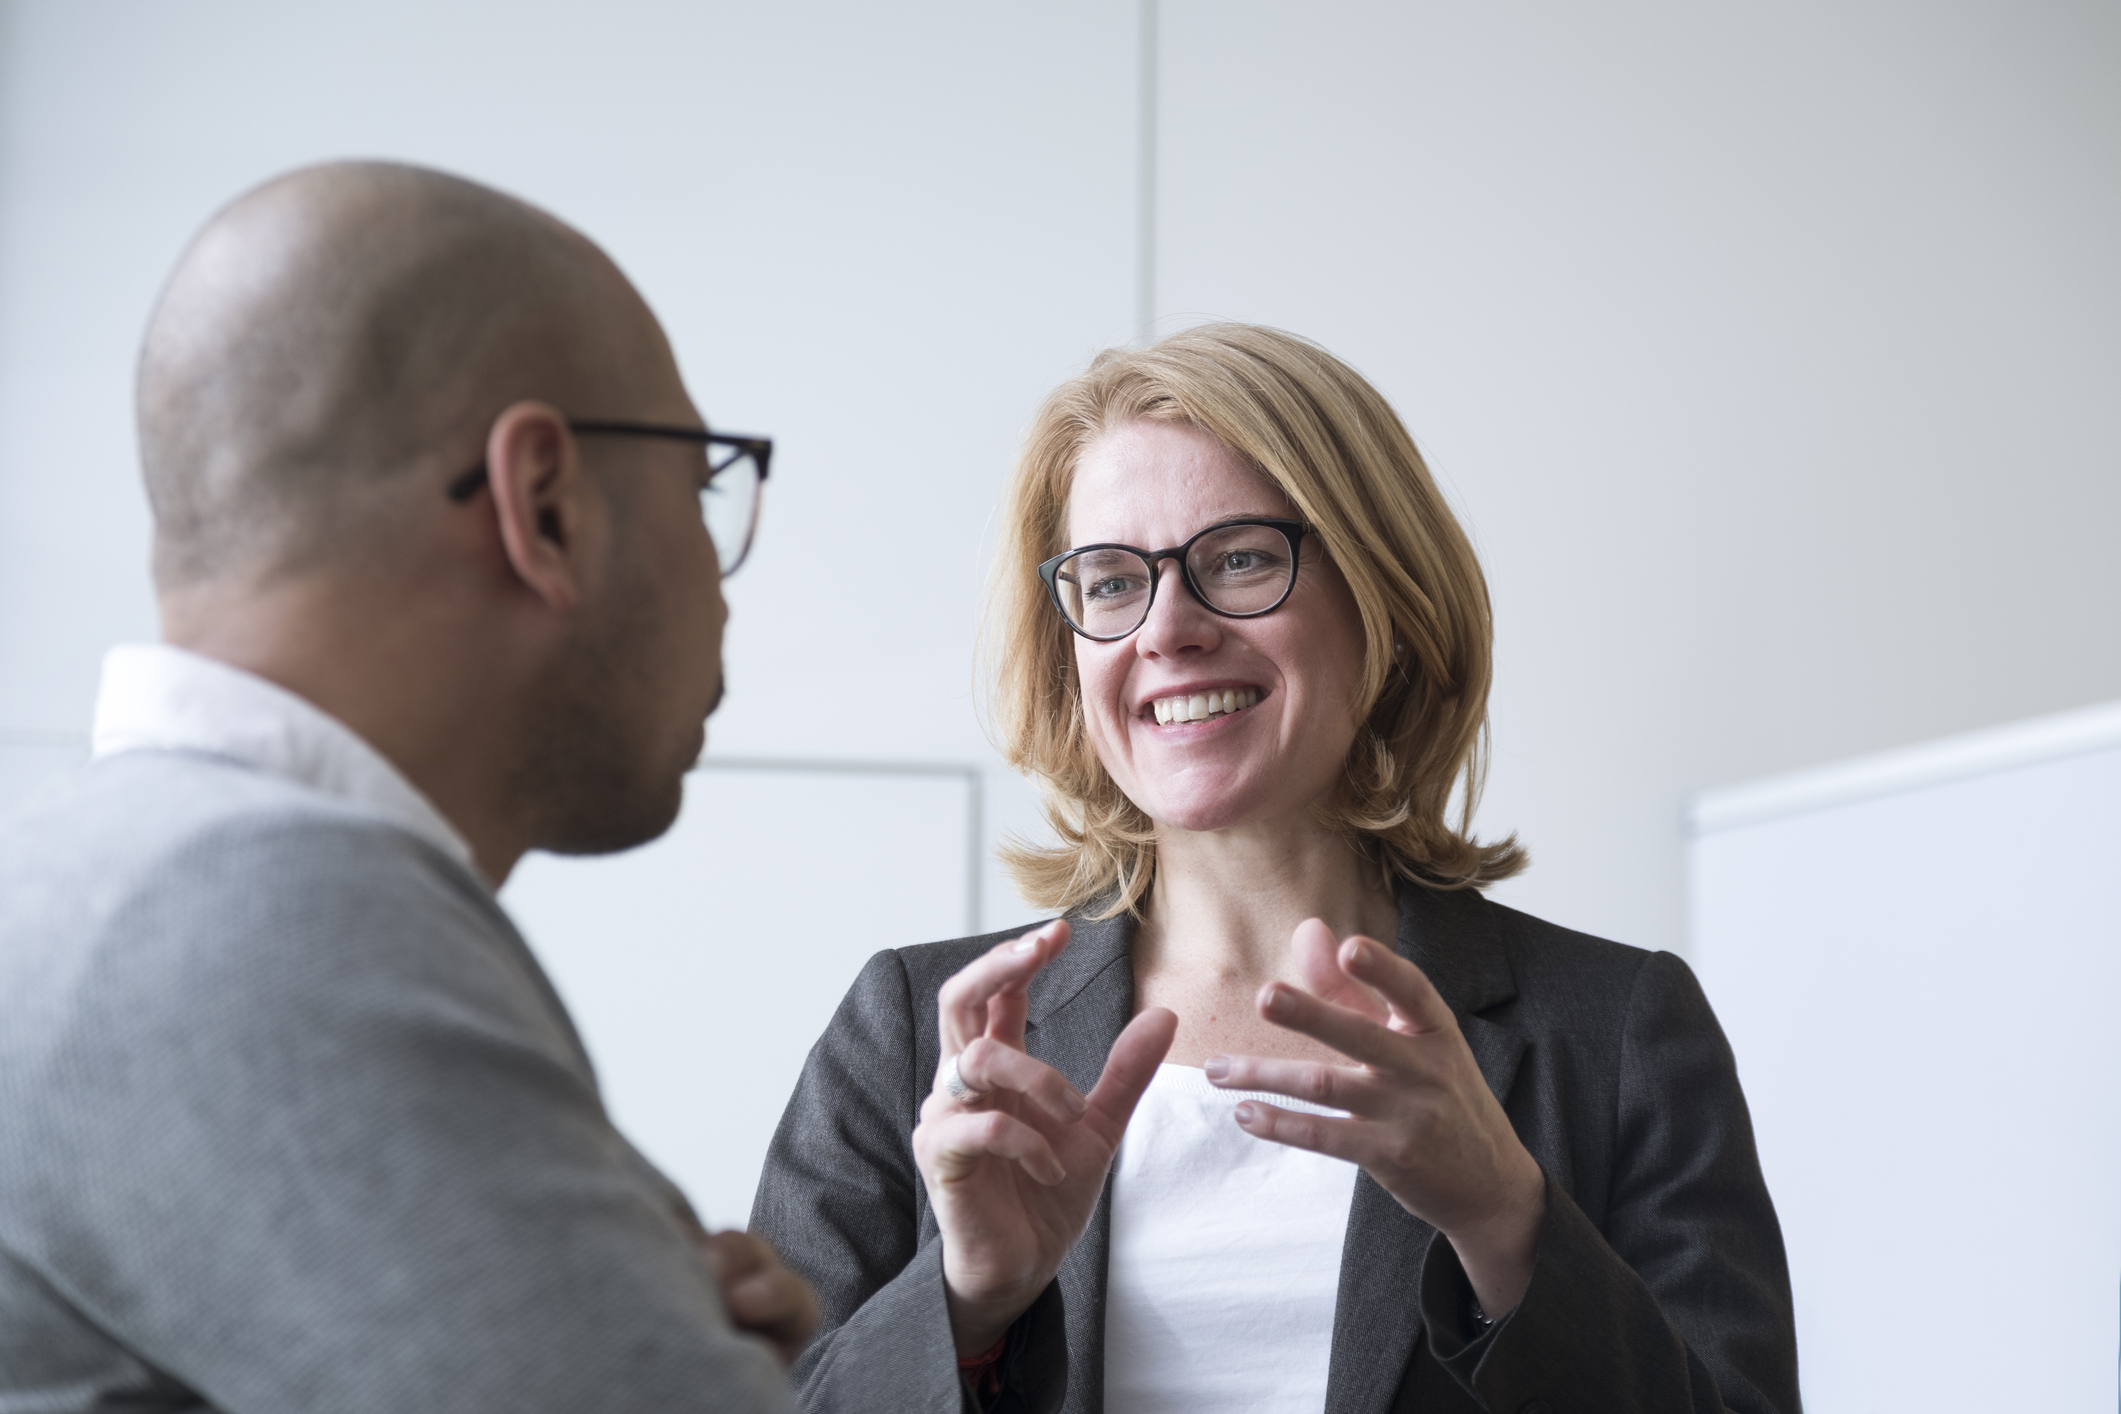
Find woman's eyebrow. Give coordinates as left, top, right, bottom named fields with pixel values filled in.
left=1068, top=513, right=1293, bottom=549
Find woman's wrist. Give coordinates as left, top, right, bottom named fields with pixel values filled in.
left=943, top=1279, right=1041, bottom=1357
left=1443, top=1157, right=1546, bottom=1318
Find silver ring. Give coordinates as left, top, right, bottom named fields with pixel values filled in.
left=942, top=1054, right=984, bottom=1102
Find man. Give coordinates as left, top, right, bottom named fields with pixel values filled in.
left=0, top=162, right=814, bottom=1410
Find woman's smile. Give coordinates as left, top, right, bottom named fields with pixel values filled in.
left=1143, top=685, right=1265, bottom=726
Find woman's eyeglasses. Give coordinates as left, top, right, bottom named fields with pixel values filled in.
left=447, top=419, right=772, bottom=575
left=1037, top=518, right=1313, bottom=641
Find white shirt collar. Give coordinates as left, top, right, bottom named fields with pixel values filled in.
left=92, top=643, right=477, bottom=874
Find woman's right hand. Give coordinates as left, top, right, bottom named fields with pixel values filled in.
left=912, top=920, right=1176, bottom=1355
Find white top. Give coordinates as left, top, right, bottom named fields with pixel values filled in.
left=91, top=643, right=475, bottom=873
left=1104, top=1063, right=1359, bottom=1414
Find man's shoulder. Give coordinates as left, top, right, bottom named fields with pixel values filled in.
left=9, top=747, right=351, bottom=835
left=0, top=770, right=785, bottom=1414
left=2, top=748, right=472, bottom=897
left=0, top=750, right=521, bottom=1063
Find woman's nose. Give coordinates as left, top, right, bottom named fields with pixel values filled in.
left=1134, top=557, right=1221, bottom=658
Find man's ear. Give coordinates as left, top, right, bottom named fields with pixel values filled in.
left=485, top=399, right=597, bottom=611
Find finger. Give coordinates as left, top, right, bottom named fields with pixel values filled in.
left=698, top=1229, right=771, bottom=1282
left=938, top=927, right=1051, bottom=1053
left=725, top=1265, right=821, bottom=1342
left=986, top=986, right=1030, bottom=1053
left=919, top=1107, right=1068, bottom=1186
left=1231, top=1099, right=1375, bottom=1166
left=936, top=921, right=1069, bottom=1053
left=954, top=1037, right=1088, bottom=1122
left=1203, top=1052, right=1389, bottom=1116
left=1291, top=918, right=1390, bottom=1023
left=1257, top=981, right=1413, bottom=1071
left=1337, top=935, right=1456, bottom=1035
left=1082, top=1007, right=1178, bottom=1138
left=729, top=1275, right=820, bottom=1368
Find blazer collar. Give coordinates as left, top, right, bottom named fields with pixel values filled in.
left=1391, top=878, right=1516, bottom=1016
left=1323, top=881, right=1526, bottom=1414
left=1026, top=905, right=1135, bottom=1032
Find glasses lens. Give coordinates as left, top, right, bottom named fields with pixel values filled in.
left=1052, top=547, right=1155, bottom=638
left=1186, top=523, right=1299, bottom=614
left=701, top=446, right=762, bottom=574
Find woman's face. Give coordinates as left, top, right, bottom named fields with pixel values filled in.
left=1066, top=420, right=1370, bottom=836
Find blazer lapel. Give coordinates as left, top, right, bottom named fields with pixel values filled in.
left=1322, top=883, right=1524, bottom=1414
left=1025, top=909, right=1136, bottom=1414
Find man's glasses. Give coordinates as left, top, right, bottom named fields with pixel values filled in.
left=447, top=419, right=773, bottom=575
left=1037, top=518, right=1313, bottom=641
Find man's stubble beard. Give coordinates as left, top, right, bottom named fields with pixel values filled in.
left=514, top=571, right=708, bottom=858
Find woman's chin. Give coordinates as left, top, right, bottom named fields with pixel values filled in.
left=1140, top=782, right=1283, bottom=837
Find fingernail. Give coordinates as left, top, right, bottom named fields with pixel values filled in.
left=1261, top=985, right=1290, bottom=1016
left=1065, top=1087, right=1088, bottom=1116
left=1234, top=1103, right=1258, bottom=1125
left=1202, top=1055, right=1230, bottom=1083
left=1012, top=934, right=1040, bottom=954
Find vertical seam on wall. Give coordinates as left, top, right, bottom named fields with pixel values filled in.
left=1136, top=0, right=1158, bottom=345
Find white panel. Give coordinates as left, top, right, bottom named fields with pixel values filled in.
left=1689, top=699, right=2121, bottom=836
left=1691, top=728, right=2121, bottom=1411
left=502, top=769, right=973, bottom=1227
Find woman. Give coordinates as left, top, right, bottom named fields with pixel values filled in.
left=753, top=324, right=1798, bottom=1413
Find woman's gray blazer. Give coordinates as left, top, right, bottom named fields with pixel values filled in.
left=751, top=882, right=1800, bottom=1414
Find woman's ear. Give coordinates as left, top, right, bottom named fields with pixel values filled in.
left=484, top=399, right=594, bottom=611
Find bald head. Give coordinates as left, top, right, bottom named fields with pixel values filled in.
left=139, top=161, right=673, bottom=590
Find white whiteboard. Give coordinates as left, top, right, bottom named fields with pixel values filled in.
left=1689, top=702, right=2121, bottom=1412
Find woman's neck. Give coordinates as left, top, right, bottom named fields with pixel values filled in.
left=1132, top=817, right=1401, bottom=1066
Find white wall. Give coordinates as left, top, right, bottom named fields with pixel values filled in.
left=1152, top=0, right=2121, bottom=952
left=2, top=0, right=2117, bottom=1228
left=6, top=2, right=2119, bottom=961
left=0, top=0, right=1139, bottom=812
left=1689, top=702, right=2121, bottom=1411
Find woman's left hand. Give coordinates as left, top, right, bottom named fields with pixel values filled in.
left=1205, top=919, right=1547, bottom=1318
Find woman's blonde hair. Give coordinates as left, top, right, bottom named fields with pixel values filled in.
left=984, top=322, right=1526, bottom=918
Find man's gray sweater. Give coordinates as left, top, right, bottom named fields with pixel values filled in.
left=0, top=750, right=792, bottom=1413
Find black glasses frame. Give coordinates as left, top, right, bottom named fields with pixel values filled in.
left=1037, top=517, right=1314, bottom=642
left=446, top=418, right=774, bottom=570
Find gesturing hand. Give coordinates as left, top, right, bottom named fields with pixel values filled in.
left=1207, top=919, right=1546, bottom=1317
left=911, top=921, right=1177, bottom=1355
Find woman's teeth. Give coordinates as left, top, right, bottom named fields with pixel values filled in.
left=1152, top=687, right=1260, bottom=724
